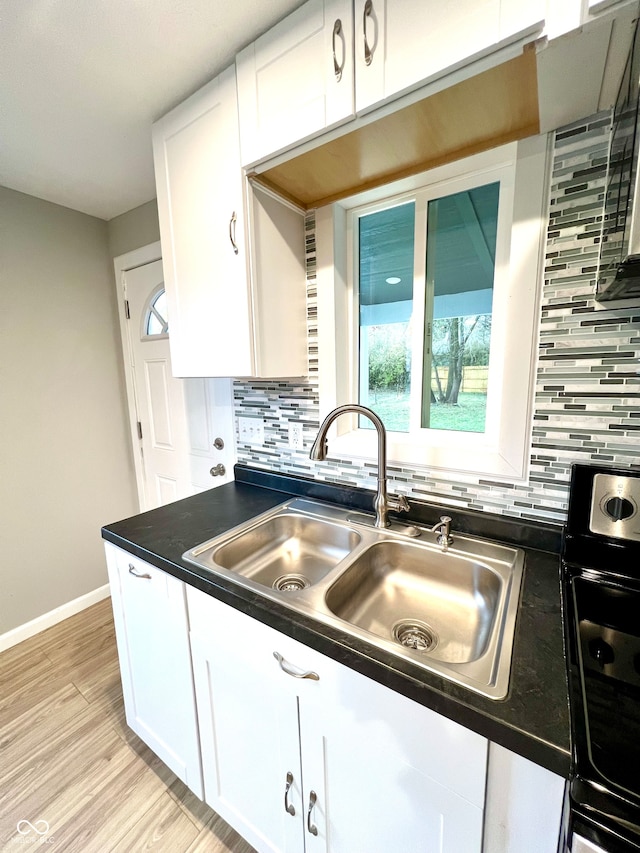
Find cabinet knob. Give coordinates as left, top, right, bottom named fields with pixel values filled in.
left=589, top=637, right=614, bottom=667
left=210, top=464, right=226, bottom=477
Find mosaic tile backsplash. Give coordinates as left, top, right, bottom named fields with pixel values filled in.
left=235, top=112, right=640, bottom=525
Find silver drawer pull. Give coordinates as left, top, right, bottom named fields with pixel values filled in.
left=284, top=771, right=295, bottom=816
left=128, top=564, right=151, bottom=579
left=332, top=18, right=344, bottom=81
left=363, top=0, right=373, bottom=66
left=307, top=791, right=318, bottom=836
left=229, top=211, right=239, bottom=255
left=273, top=651, right=319, bottom=681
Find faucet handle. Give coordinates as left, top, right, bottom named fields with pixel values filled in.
left=387, top=494, right=410, bottom=514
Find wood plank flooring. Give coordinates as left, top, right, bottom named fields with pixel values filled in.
left=0, top=598, right=256, bottom=853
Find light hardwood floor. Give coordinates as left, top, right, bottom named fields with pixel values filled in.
left=0, top=598, right=256, bottom=853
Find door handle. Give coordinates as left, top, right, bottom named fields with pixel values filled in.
left=210, top=464, right=226, bottom=477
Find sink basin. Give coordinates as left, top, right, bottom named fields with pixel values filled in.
left=187, top=511, right=361, bottom=591
left=325, top=540, right=502, bottom=664
left=183, top=498, right=524, bottom=699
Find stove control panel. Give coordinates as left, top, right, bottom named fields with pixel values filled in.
left=590, top=473, right=640, bottom=542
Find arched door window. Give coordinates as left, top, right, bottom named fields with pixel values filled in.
left=142, top=285, right=169, bottom=339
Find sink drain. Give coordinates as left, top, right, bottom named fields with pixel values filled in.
left=273, top=574, right=310, bottom=592
left=392, top=620, right=437, bottom=652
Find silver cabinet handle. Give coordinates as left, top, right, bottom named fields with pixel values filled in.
left=273, top=651, right=319, bottom=681
left=210, top=464, right=226, bottom=477
left=363, top=0, right=373, bottom=66
left=128, top=564, right=151, bottom=579
left=332, top=19, right=344, bottom=81
left=284, top=771, right=295, bottom=816
left=229, top=211, right=239, bottom=255
left=307, top=791, right=318, bottom=836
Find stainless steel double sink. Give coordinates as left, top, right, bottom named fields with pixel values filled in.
left=183, top=498, right=524, bottom=699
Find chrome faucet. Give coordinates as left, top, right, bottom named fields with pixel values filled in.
left=309, top=404, right=410, bottom=528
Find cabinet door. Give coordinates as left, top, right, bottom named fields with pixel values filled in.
left=188, top=590, right=486, bottom=853
left=188, top=588, right=306, bottom=853
left=501, top=0, right=583, bottom=41
left=152, top=65, right=253, bottom=378
left=483, top=743, right=565, bottom=853
left=105, top=544, right=203, bottom=797
left=353, top=0, right=553, bottom=115
left=298, top=646, right=487, bottom=853
left=236, top=0, right=354, bottom=166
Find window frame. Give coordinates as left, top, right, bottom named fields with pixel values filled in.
left=352, top=168, right=511, bottom=439
left=316, top=136, right=550, bottom=481
left=141, top=283, right=169, bottom=341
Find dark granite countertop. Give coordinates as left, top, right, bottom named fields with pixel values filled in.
left=102, top=465, right=571, bottom=778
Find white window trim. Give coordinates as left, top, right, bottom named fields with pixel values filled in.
left=316, top=135, right=550, bottom=481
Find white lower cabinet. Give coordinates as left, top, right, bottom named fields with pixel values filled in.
left=105, top=542, right=566, bottom=849
left=105, top=543, right=203, bottom=797
left=187, top=586, right=487, bottom=853
left=483, top=742, right=567, bottom=853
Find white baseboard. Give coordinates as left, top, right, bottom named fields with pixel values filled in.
left=0, top=584, right=111, bottom=652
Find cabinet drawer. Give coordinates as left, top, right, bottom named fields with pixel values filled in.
left=188, top=585, right=324, bottom=697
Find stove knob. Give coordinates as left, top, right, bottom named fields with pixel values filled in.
left=604, top=496, right=634, bottom=521
left=589, top=638, right=614, bottom=667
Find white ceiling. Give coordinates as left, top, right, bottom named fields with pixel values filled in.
left=1, top=0, right=306, bottom=220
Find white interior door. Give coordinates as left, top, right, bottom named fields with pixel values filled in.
left=115, top=245, right=235, bottom=511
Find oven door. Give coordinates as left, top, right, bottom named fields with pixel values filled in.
left=566, top=570, right=640, bottom=851
left=573, top=834, right=608, bottom=853
left=571, top=814, right=640, bottom=853
left=573, top=833, right=610, bottom=853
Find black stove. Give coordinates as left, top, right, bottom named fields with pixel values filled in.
left=563, top=463, right=640, bottom=853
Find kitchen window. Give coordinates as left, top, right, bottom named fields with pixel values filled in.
left=316, top=137, right=549, bottom=480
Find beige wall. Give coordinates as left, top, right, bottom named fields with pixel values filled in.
left=0, top=186, right=138, bottom=635
left=107, top=199, right=160, bottom=260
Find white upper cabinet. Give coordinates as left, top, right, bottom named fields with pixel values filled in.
left=236, top=0, right=355, bottom=167
left=152, top=65, right=307, bottom=379
left=237, top=0, right=563, bottom=166
left=355, top=0, right=556, bottom=113
left=234, top=0, right=628, bottom=177
left=356, top=0, right=498, bottom=112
